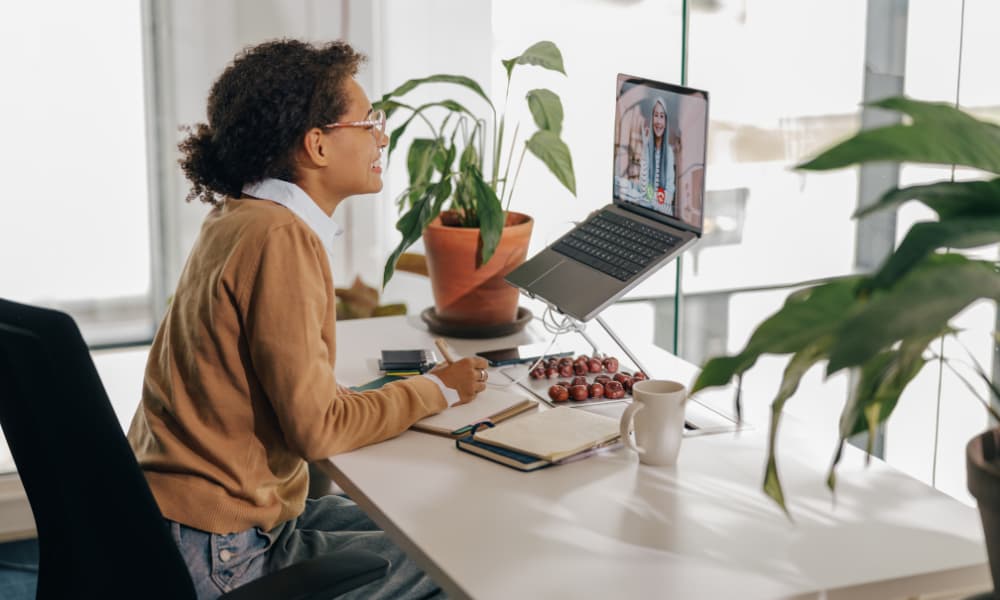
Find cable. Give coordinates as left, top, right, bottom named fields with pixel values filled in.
left=486, top=305, right=587, bottom=390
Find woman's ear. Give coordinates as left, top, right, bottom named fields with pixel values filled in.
left=301, top=127, right=330, bottom=167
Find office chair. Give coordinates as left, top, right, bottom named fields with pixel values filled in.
left=0, top=299, right=388, bottom=599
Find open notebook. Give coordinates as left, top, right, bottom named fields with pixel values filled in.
left=351, top=376, right=537, bottom=438
left=411, top=388, right=538, bottom=439
left=473, top=406, right=619, bottom=461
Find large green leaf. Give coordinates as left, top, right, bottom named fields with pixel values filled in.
left=407, top=138, right=438, bottom=187
left=382, top=191, right=432, bottom=287
left=798, top=97, right=1000, bottom=174
left=379, top=74, right=493, bottom=113
left=855, top=178, right=1000, bottom=220
left=526, top=130, right=577, bottom=195
left=691, top=277, right=864, bottom=394
left=526, top=89, right=564, bottom=134
left=827, top=254, right=1000, bottom=374
left=763, top=339, right=832, bottom=517
left=470, top=168, right=504, bottom=265
left=454, top=141, right=482, bottom=220
left=870, top=217, right=1000, bottom=290
left=430, top=176, right=453, bottom=217
left=826, top=337, right=929, bottom=492
left=433, top=142, right=456, bottom=177
left=692, top=355, right=752, bottom=394
left=501, top=41, right=566, bottom=81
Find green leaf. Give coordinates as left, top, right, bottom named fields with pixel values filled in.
left=379, top=74, right=493, bottom=113
left=870, top=217, right=1000, bottom=289
left=798, top=97, right=1000, bottom=174
left=526, top=89, right=564, bottom=134
left=855, top=178, right=1000, bottom=220
left=407, top=138, right=438, bottom=187
left=827, top=254, right=1000, bottom=374
left=691, top=277, right=864, bottom=394
left=525, top=130, right=577, bottom=195
left=501, top=41, right=566, bottom=81
left=470, top=168, right=504, bottom=265
left=827, top=337, right=929, bottom=490
left=692, top=355, right=754, bottom=394
left=763, top=339, right=832, bottom=518
left=382, top=191, right=432, bottom=287
left=431, top=177, right=453, bottom=217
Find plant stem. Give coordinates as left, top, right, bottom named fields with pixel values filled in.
left=935, top=354, right=1000, bottom=422
left=499, top=121, right=520, bottom=206
left=493, top=75, right=513, bottom=191
left=506, top=145, right=528, bottom=212
left=411, top=108, right=436, bottom=136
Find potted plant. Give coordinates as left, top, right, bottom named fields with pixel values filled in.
left=374, top=41, right=576, bottom=331
left=689, top=97, right=1000, bottom=585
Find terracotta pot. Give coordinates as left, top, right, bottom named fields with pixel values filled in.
left=968, top=428, right=1000, bottom=595
left=423, top=211, right=533, bottom=326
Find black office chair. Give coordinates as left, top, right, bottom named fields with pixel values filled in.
left=0, top=299, right=388, bottom=599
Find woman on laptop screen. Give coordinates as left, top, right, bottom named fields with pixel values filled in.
left=613, top=75, right=707, bottom=229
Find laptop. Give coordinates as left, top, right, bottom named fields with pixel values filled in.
left=506, top=74, right=709, bottom=322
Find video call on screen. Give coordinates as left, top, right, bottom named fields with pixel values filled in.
left=612, top=75, right=708, bottom=231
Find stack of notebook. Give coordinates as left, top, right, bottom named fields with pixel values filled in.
left=379, top=349, right=438, bottom=376
left=456, top=407, right=621, bottom=471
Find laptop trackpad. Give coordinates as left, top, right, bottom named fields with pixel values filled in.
left=507, top=251, right=564, bottom=287
left=530, top=257, right=622, bottom=319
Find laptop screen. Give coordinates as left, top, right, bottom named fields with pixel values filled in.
left=612, top=74, right=709, bottom=233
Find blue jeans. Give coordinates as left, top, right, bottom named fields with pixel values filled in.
left=0, top=538, right=38, bottom=600
left=169, top=495, right=445, bottom=600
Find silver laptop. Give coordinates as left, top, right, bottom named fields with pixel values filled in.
left=506, top=74, right=709, bottom=322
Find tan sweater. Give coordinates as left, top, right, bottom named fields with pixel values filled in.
left=127, top=198, right=446, bottom=534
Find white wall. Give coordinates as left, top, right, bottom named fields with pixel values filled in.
left=148, top=0, right=372, bottom=305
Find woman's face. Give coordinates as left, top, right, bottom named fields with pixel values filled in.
left=324, top=78, right=389, bottom=199
left=652, top=103, right=667, bottom=139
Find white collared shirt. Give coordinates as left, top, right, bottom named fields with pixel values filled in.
left=241, top=178, right=458, bottom=406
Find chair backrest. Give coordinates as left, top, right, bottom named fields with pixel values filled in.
left=0, top=299, right=196, bottom=599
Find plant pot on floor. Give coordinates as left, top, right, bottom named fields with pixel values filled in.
left=967, top=428, right=1000, bottom=595
left=422, top=210, right=533, bottom=332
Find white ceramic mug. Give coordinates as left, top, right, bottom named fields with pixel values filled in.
left=619, top=379, right=687, bottom=466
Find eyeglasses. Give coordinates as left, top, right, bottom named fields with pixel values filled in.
left=323, top=109, right=386, bottom=140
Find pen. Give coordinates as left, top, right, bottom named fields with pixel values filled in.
left=434, top=337, right=459, bottom=365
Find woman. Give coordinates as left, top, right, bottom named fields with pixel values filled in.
left=127, top=40, right=486, bottom=599
left=645, top=97, right=677, bottom=212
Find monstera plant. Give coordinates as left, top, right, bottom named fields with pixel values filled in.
left=691, top=97, right=1000, bottom=514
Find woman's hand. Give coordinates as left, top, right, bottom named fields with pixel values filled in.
left=429, top=357, right=489, bottom=405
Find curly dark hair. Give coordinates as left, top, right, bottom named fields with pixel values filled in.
left=178, top=39, right=366, bottom=205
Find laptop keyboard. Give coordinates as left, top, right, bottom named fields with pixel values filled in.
left=552, top=211, right=682, bottom=281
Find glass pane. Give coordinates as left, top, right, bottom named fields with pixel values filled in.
left=0, top=1, right=152, bottom=345
left=672, top=0, right=871, bottom=382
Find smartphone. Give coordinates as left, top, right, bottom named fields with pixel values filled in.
left=476, top=343, right=573, bottom=367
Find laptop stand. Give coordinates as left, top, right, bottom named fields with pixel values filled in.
left=571, top=314, right=654, bottom=380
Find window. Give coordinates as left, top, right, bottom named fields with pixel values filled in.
left=0, top=1, right=153, bottom=347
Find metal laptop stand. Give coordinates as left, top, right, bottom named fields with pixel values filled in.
left=570, top=315, right=654, bottom=379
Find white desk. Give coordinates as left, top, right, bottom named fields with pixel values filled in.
left=322, top=315, right=991, bottom=600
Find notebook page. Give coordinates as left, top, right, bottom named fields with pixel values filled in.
left=416, top=389, right=533, bottom=433
left=473, top=407, right=619, bottom=461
